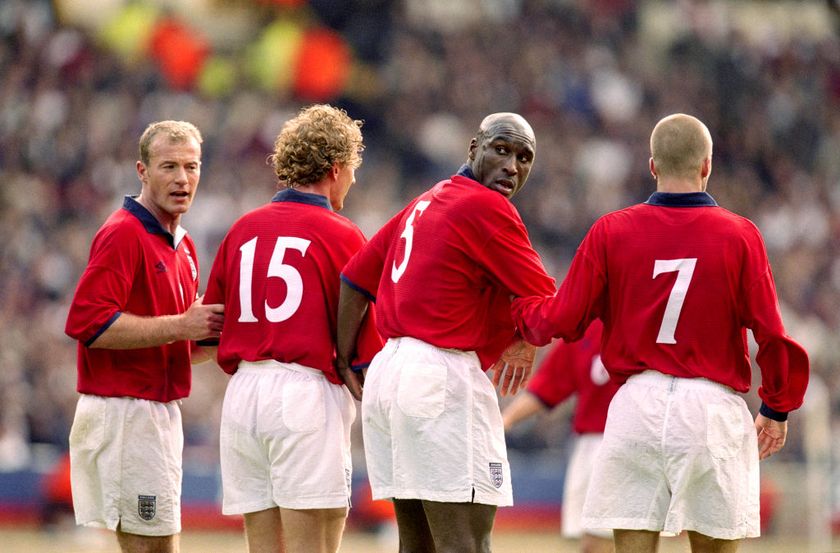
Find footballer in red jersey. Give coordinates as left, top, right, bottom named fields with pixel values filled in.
left=512, top=114, right=809, bottom=550
left=66, top=198, right=202, bottom=401
left=340, top=167, right=555, bottom=370
left=64, top=121, right=224, bottom=550
left=511, top=177, right=808, bottom=414
left=337, top=113, right=555, bottom=553
left=204, top=189, right=381, bottom=383
left=204, top=105, right=380, bottom=553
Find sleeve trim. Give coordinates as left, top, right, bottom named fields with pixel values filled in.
left=759, top=402, right=788, bottom=422
left=84, top=312, right=121, bottom=347
left=350, top=361, right=370, bottom=373
left=340, top=274, right=376, bottom=302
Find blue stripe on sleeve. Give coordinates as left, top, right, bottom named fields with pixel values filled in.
left=340, top=274, right=376, bottom=303
left=84, top=312, right=122, bottom=347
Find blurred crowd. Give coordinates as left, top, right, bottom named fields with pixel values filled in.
left=1, top=0, right=839, bottom=477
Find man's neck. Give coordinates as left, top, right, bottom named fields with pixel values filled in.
left=136, top=195, right=179, bottom=234
left=656, top=178, right=705, bottom=193
left=295, top=181, right=330, bottom=197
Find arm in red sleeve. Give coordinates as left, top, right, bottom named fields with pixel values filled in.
left=476, top=219, right=556, bottom=299
left=512, top=228, right=607, bottom=346
left=745, top=268, right=809, bottom=416
left=65, top=225, right=139, bottom=345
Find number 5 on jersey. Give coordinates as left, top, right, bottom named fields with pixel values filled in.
left=653, top=258, right=697, bottom=344
left=391, top=200, right=431, bottom=283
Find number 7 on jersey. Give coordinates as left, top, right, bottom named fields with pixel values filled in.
left=652, top=258, right=697, bottom=344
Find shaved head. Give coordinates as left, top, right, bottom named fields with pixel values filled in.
left=476, top=112, right=536, bottom=149
left=650, top=114, right=712, bottom=179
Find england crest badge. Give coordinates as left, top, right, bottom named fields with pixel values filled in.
left=185, top=251, right=197, bottom=281
left=138, top=495, right=157, bottom=521
left=489, top=462, right=504, bottom=489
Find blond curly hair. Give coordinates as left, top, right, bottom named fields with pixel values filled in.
left=138, top=120, right=203, bottom=166
left=269, top=105, right=364, bottom=188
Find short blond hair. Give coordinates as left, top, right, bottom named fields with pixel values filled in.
left=138, top=120, right=203, bottom=165
left=650, top=114, right=712, bottom=178
left=269, top=105, right=364, bottom=188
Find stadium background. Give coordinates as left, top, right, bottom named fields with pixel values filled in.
left=0, top=0, right=838, bottom=550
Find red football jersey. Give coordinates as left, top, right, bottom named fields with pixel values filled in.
left=65, top=197, right=200, bottom=402
left=341, top=170, right=556, bottom=369
left=204, top=190, right=382, bottom=384
left=512, top=192, right=809, bottom=413
left=527, top=320, right=618, bottom=434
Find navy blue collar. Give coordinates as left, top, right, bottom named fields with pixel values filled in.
left=271, top=188, right=332, bottom=211
left=645, top=192, right=718, bottom=207
left=456, top=164, right=477, bottom=181
left=123, top=196, right=185, bottom=248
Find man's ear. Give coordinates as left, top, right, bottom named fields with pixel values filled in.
left=648, top=157, right=657, bottom=179
left=700, top=156, right=712, bottom=179
left=467, top=138, right=478, bottom=160
left=137, top=160, right=148, bottom=185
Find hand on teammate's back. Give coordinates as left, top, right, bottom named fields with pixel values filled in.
left=181, top=295, right=224, bottom=341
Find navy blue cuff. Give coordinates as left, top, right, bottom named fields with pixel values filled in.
left=759, top=402, right=788, bottom=422
left=350, top=362, right=369, bottom=374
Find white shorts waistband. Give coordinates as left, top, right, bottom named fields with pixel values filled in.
left=627, top=370, right=735, bottom=395
left=237, top=359, right=324, bottom=378
left=387, top=336, right=478, bottom=359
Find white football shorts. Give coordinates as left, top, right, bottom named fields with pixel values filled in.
left=219, top=360, right=355, bottom=514
left=69, top=394, right=183, bottom=536
left=562, top=433, right=611, bottom=539
left=362, top=337, right=513, bottom=506
left=581, top=370, right=760, bottom=540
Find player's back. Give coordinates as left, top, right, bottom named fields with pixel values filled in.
left=369, top=174, right=553, bottom=362
left=591, top=198, right=770, bottom=390
left=206, top=193, right=366, bottom=382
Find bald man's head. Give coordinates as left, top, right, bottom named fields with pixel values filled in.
left=476, top=113, right=536, bottom=146
left=650, top=114, right=713, bottom=180
left=467, top=112, right=537, bottom=199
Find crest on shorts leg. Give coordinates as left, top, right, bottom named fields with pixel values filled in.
left=138, top=495, right=156, bottom=521
left=489, top=462, right=504, bottom=488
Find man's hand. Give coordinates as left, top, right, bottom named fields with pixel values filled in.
left=336, top=358, right=364, bottom=401
left=90, top=294, right=224, bottom=349
left=755, top=413, right=787, bottom=460
left=490, top=339, right=537, bottom=396
left=181, top=295, right=224, bottom=341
